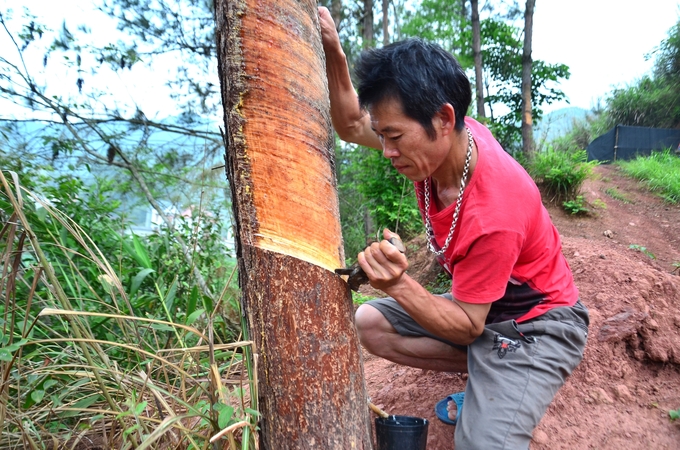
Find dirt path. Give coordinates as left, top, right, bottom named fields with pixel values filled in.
left=362, top=165, right=680, bottom=449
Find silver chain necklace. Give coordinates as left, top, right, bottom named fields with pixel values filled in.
left=423, top=126, right=473, bottom=256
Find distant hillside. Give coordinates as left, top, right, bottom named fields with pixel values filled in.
left=535, top=107, right=589, bottom=144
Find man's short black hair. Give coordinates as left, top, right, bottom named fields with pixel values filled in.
left=355, top=38, right=471, bottom=139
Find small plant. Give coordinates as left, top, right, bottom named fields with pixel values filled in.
left=591, top=198, right=607, bottom=210
left=672, top=261, right=680, bottom=274
left=604, top=187, right=633, bottom=203
left=629, top=244, right=656, bottom=260
left=670, top=408, right=680, bottom=421
left=562, top=196, right=590, bottom=215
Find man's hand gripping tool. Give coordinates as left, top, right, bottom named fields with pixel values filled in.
left=334, top=236, right=405, bottom=291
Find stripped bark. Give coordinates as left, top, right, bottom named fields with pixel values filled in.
left=214, top=1, right=372, bottom=448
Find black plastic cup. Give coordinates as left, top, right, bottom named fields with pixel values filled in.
left=375, top=415, right=428, bottom=450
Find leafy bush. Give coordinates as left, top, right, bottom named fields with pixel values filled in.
left=527, top=148, right=598, bottom=203
left=562, top=196, right=590, bottom=215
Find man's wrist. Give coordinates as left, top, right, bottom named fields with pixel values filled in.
left=324, top=44, right=347, bottom=65
left=382, top=273, right=417, bottom=300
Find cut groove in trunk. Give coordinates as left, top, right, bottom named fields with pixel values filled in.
left=214, top=0, right=372, bottom=448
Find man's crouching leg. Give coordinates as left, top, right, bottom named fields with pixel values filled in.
left=355, top=299, right=468, bottom=372
left=355, top=303, right=395, bottom=357
left=455, top=302, right=589, bottom=450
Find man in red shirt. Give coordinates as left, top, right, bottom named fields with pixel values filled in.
left=319, top=8, right=588, bottom=449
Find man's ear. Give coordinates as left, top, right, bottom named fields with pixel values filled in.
left=435, top=103, right=456, bottom=137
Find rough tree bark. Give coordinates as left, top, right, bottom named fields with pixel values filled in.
left=471, top=0, right=485, bottom=119
left=521, top=0, right=536, bottom=157
left=214, top=1, right=372, bottom=448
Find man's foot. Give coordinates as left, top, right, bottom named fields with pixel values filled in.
left=447, top=399, right=459, bottom=422
left=435, top=392, right=465, bottom=425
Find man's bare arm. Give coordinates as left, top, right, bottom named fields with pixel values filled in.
left=318, top=7, right=382, bottom=150
left=359, top=229, right=491, bottom=344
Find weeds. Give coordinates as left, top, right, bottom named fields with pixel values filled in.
left=604, top=187, right=633, bottom=203
left=352, top=292, right=374, bottom=306
left=618, top=150, right=680, bottom=203
left=0, top=171, right=259, bottom=448
left=629, top=244, right=656, bottom=260
left=426, top=271, right=453, bottom=295
left=562, top=196, right=590, bottom=215
left=591, top=198, right=607, bottom=210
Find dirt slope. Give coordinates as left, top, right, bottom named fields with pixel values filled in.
left=362, top=165, right=680, bottom=449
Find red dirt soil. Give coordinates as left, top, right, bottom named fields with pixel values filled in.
left=361, top=165, right=680, bottom=449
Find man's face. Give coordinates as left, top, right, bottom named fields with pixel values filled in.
left=369, top=98, right=449, bottom=182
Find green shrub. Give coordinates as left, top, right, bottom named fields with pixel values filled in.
left=562, top=196, right=590, bottom=215
left=528, top=148, right=598, bottom=203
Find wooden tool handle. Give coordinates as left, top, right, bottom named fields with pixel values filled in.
left=368, top=401, right=389, bottom=419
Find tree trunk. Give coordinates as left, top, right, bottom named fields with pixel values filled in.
left=331, top=0, right=343, bottom=30
left=521, top=0, right=535, bottom=157
left=382, top=0, right=389, bottom=46
left=214, top=1, right=372, bottom=449
left=363, top=0, right=374, bottom=48
left=459, top=0, right=467, bottom=56
left=471, top=0, right=485, bottom=119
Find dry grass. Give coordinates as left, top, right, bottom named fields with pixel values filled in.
left=0, top=171, right=259, bottom=449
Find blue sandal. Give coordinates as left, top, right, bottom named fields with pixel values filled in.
left=435, top=392, right=465, bottom=425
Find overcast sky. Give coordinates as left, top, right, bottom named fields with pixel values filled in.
left=2, top=0, right=679, bottom=117
left=533, top=0, right=680, bottom=112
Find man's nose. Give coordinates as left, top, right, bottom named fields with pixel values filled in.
left=382, top=143, right=399, bottom=159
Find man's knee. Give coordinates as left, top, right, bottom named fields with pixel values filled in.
left=355, top=304, right=390, bottom=352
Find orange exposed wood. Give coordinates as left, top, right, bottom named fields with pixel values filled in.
left=218, top=0, right=343, bottom=272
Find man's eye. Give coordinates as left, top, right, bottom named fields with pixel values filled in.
left=388, top=135, right=402, bottom=141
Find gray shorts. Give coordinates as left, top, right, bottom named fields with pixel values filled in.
left=366, top=296, right=589, bottom=449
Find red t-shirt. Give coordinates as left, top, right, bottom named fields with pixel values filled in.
left=416, top=117, right=578, bottom=324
